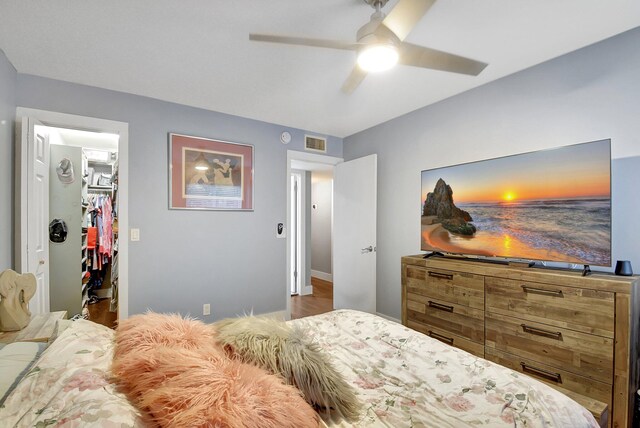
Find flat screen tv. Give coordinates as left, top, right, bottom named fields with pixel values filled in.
left=421, top=139, right=611, bottom=266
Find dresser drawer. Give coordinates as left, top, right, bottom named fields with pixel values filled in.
left=405, top=265, right=484, bottom=309
left=408, top=320, right=484, bottom=358
left=485, top=312, right=613, bottom=383
left=485, top=347, right=612, bottom=405
left=485, top=276, right=614, bottom=338
left=406, top=293, right=484, bottom=343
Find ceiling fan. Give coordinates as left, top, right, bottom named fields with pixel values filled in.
left=249, top=0, right=488, bottom=94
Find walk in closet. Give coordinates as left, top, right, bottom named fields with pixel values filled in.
left=48, top=128, right=119, bottom=327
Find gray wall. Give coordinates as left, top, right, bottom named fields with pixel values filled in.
left=311, top=174, right=333, bottom=275
left=344, top=27, right=640, bottom=320
left=15, top=74, right=343, bottom=319
left=0, top=49, right=16, bottom=270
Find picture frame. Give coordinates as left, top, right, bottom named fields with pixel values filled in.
left=169, top=133, right=254, bottom=210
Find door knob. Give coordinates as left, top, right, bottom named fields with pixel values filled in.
left=361, top=246, right=373, bottom=254
left=39, top=259, right=45, bottom=265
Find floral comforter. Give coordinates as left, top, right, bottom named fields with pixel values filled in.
left=291, top=310, right=598, bottom=428
left=0, top=320, right=144, bottom=427
left=0, top=311, right=597, bottom=427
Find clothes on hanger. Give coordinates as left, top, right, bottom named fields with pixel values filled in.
left=85, top=194, right=114, bottom=302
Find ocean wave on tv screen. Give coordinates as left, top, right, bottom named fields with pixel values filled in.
left=458, top=198, right=611, bottom=265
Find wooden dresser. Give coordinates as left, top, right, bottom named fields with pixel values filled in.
left=401, top=255, right=640, bottom=428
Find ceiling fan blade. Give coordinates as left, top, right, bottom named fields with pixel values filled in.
left=249, top=34, right=359, bottom=51
left=399, top=42, right=488, bottom=75
left=341, top=67, right=368, bottom=94
left=382, top=0, right=436, bottom=41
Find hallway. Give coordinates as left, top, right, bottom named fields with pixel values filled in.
left=291, top=277, right=333, bottom=319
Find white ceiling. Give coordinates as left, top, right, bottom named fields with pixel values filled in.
left=51, top=127, right=119, bottom=152
left=292, top=159, right=335, bottom=181
left=1, top=1, right=639, bottom=138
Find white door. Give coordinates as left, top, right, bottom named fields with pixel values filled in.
left=23, top=118, right=50, bottom=315
left=290, top=173, right=301, bottom=295
left=333, top=154, right=377, bottom=313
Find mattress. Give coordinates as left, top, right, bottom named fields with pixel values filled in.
left=0, top=310, right=597, bottom=427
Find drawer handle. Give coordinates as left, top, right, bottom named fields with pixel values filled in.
left=521, top=285, right=563, bottom=297
left=428, top=330, right=454, bottom=345
left=428, top=300, right=454, bottom=313
left=520, top=362, right=562, bottom=384
left=428, top=271, right=453, bottom=281
left=521, top=324, right=563, bottom=340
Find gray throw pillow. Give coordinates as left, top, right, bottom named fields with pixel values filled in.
left=214, top=316, right=361, bottom=422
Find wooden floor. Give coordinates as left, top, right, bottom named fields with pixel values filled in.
left=87, top=297, right=118, bottom=329
left=291, top=277, right=333, bottom=319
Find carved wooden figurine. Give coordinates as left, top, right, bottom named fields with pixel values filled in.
left=0, top=269, right=37, bottom=331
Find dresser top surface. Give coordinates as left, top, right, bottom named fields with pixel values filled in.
left=403, top=255, right=639, bottom=294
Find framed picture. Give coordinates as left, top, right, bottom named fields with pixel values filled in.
left=169, top=133, right=254, bottom=210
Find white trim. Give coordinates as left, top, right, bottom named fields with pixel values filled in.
left=256, top=310, right=287, bottom=320
left=290, top=171, right=303, bottom=295
left=14, top=120, right=26, bottom=273
left=291, top=169, right=314, bottom=297
left=311, top=269, right=333, bottom=282
left=376, top=312, right=401, bottom=324
left=286, top=150, right=342, bottom=320
left=15, top=107, right=130, bottom=320
left=298, top=171, right=306, bottom=296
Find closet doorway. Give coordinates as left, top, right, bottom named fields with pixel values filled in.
left=50, top=128, right=119, bottom=326
left=15, top=108, right=129, bottom=326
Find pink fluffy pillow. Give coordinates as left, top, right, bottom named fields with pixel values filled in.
left=112, top=313, right=318, bottom=428
left=114, top=312, right=221, bottom=357
left=131, top=346, right=318, bottom=427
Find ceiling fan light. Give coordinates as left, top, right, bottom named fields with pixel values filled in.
left=357, top=44, right=398, bottom=72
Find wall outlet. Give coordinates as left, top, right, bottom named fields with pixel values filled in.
left=203, top=303, right=210, bottom=316
left=130, top=228, right=140, bottom=241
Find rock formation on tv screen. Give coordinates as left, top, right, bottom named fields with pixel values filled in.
left=423, top=178, right=476, bottom=235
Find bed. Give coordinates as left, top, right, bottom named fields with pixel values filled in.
left=0, top=309, right=597, bottom=427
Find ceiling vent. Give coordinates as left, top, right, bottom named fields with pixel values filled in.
left=305, top=135, right=327, bottom=153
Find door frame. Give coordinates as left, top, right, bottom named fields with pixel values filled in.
left=290, top=171, right=302, bottom=296
left=15, top=107, right=130, bottom=320
left=286, top=150, right=342, bottom=320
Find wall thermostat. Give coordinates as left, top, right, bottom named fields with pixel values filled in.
left=280, top=131, right=291, bottom=145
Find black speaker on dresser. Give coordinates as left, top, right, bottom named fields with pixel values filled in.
left=615, top=260, right=633, bottom=276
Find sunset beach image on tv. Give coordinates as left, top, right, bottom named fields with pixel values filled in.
left=421, top=139, right=611, bottom=266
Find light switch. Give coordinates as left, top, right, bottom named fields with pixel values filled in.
left=130, top=228, right=140, bottom=241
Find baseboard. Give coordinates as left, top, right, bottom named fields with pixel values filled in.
left=256, top=310, right=287, bottom=321
left=376, top=312, right=401, bottom=324
left=311, top=270, right=332, bottom=282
